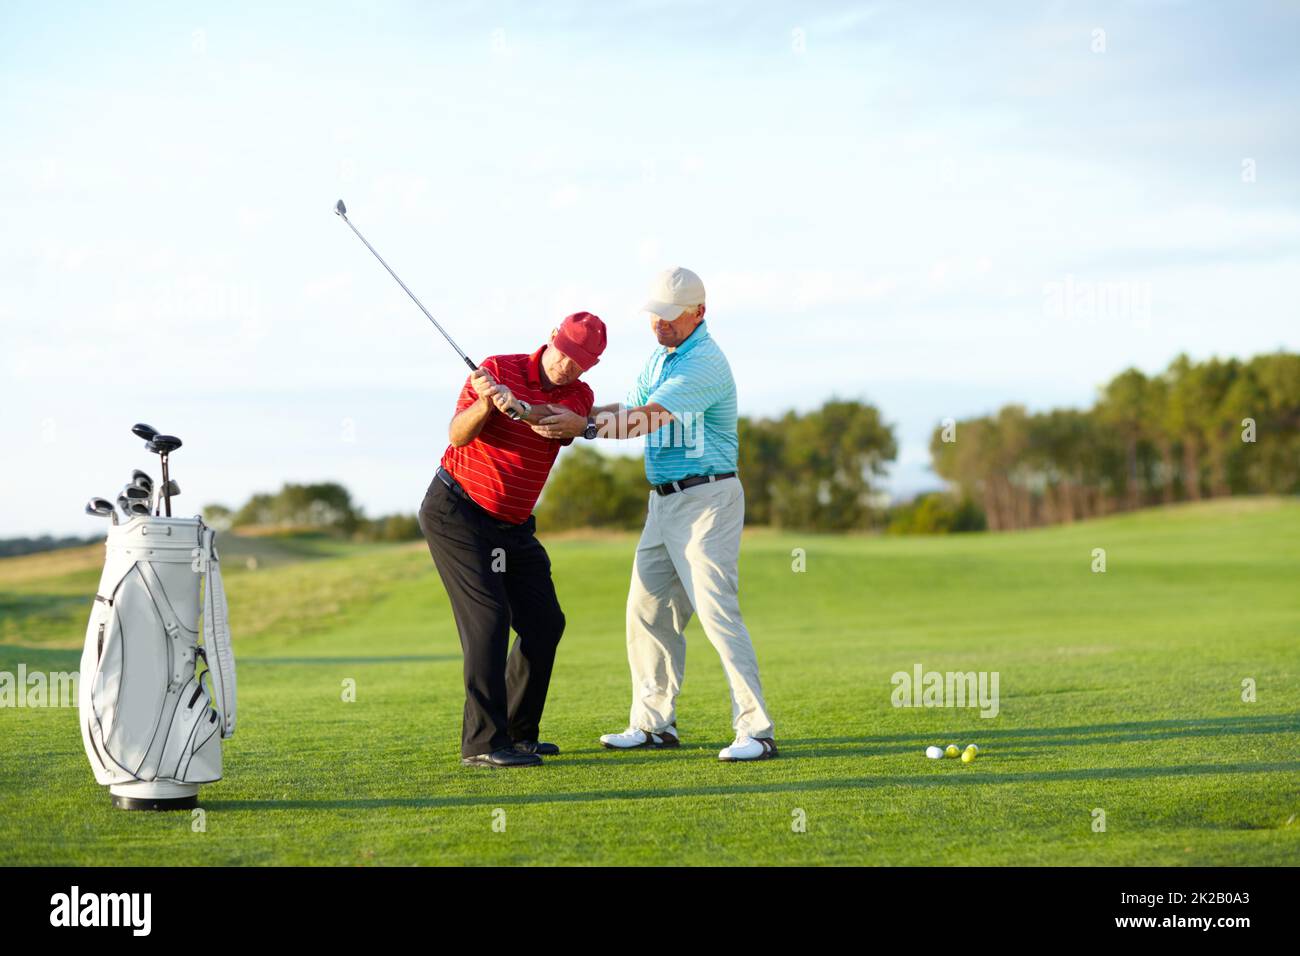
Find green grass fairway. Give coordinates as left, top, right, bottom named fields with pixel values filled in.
left=2, top=498, right=1297, bottom=865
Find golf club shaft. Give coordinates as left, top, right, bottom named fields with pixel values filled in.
left=161, top=456, right=171, bottom=516
left=336, top=210, right=477, bottom=372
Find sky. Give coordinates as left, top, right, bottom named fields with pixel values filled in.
left=2, top=1, right=1297, bottom=537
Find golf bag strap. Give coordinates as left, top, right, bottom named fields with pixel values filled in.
left=200, top=525, right=238, bottom=738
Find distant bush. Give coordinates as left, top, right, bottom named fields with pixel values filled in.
left=887, top=493, right=987, bottom=535
left=738, top=400, right=896, bottom=531
left=363, top=513, right=423, bottom=542
left=219, top=483, right=423, bottom=542
left=232, top=482, right=361, bottom=534
left=203, top=504, right=234, bottom=531
left=535, top=446, right=648, bottom=531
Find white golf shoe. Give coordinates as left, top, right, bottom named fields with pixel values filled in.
left=599, top=726, right=681, bottom=750
left=718, top=736, right=779, bottom=762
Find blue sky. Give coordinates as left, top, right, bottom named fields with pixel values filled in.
left=3, top=1, right=1297, bottom=536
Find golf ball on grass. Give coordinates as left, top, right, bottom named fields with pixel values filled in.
left=944, top=744, right=960, bottom=758
left=925, top=746, right=944, bottom=759
left=962, top=745, right=978, bottom=764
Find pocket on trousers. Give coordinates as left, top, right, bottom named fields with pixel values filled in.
left=438, top=487, right=458, bottom=517
left=423, top=481, right=458, bottom=519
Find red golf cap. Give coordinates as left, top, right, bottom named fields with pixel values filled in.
left=551, top=311, right=607, bottom=370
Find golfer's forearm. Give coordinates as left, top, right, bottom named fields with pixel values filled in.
left=449, top=399, right=493, bottom=446
left=519, top=402, right=554, bottom=425
left=594, top=403, right=673, bottom=439
left=592, top=407, right=627, bottom=438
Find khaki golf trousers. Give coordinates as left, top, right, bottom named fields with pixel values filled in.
left=625, top=476, right=775, bottom=740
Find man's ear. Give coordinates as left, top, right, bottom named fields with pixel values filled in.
left=550, top=328, right=559, bottom=341
left=697, top=304, right=707, bottom=320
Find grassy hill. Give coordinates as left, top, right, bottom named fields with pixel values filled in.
left=1, top=498, right=1297, bottom=865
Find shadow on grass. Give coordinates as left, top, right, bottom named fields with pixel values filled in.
left=550, top=715, right=1300, bottom=762
left=204, top=759, right=1300, bottom=812
left=240, top=655, right=459, bottom=665
left=777, top=714, right=1300, bottom=754
left=545, top=719, right=1300, bottom=767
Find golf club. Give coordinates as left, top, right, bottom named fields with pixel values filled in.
left=133, top=425, right=161, bottom=512
left=85, top=497, right=118, bottom=526
left=144, top=435, right=182, bottom=515
left=163, top=478, right=180, bottom=499
left=122, top=485, right=150, bottom=513
left=333, top=199, right=478, bottom=373
left=132, top=469, right=154, bottom=513
left=119, top=489, right=151, bottom=518
left=334, top=200, right=527, bottom=420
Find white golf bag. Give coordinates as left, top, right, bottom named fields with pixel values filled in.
left=79, top=514, right=236, bottom=809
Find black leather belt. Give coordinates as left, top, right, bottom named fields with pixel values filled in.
left=652, top=472, right=736, bottom=496
left=436, top=466, right=469, bottom=499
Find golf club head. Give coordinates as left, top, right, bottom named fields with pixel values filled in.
left=132, top=423, right=159, bottom=442
left=85, top=497, right=115, bottom=519
left=128, top=501, right=151, bottom=516
left=334, top=199, right=347, bottom=217
left=164, top=479, right=180, bottom=497
left=132, top=478, right=154, bottom=509
left=117, top=495, right=131, bottom=517
left=123, top=485, right=150, bottom=501
left=150, top=434, right=182, bottom=455
left=133, top=474, right=155, bottom=511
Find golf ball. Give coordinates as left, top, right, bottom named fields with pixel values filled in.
left=944, top=744, right=960, bottom=758
left=964, top=744, right=980, bottom=755
left=961, top=747, right=977, bottom=764
left=925, top=746, right=944, bottom=759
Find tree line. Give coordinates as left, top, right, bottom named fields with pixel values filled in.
left=929, top=351, right=1299, bottom=530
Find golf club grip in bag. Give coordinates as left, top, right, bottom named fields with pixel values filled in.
left=79, top=516, right=237, bottom=787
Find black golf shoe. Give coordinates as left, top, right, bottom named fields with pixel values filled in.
left=461, top=748, right=543, bottom=768
left=512, top=740, right=560, bottom=756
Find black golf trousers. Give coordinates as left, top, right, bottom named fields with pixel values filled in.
left=417, top=475, right=566, bottom=758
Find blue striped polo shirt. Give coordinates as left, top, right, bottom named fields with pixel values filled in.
left=627, top=321, right=739, bottom=485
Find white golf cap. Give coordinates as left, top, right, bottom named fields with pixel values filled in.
left=641, top=266, right=706, bottom=322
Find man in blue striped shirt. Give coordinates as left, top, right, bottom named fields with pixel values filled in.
left=533, top=267, right=777, bottom=761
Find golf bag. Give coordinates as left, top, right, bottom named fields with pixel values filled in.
left=79, top=515, right=236, bottom=809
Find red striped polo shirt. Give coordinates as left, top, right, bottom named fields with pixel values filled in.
left=439, top=345, right=595, bottom=524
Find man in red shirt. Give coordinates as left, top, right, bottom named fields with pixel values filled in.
left=418, top=312, right=605, bottom=768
